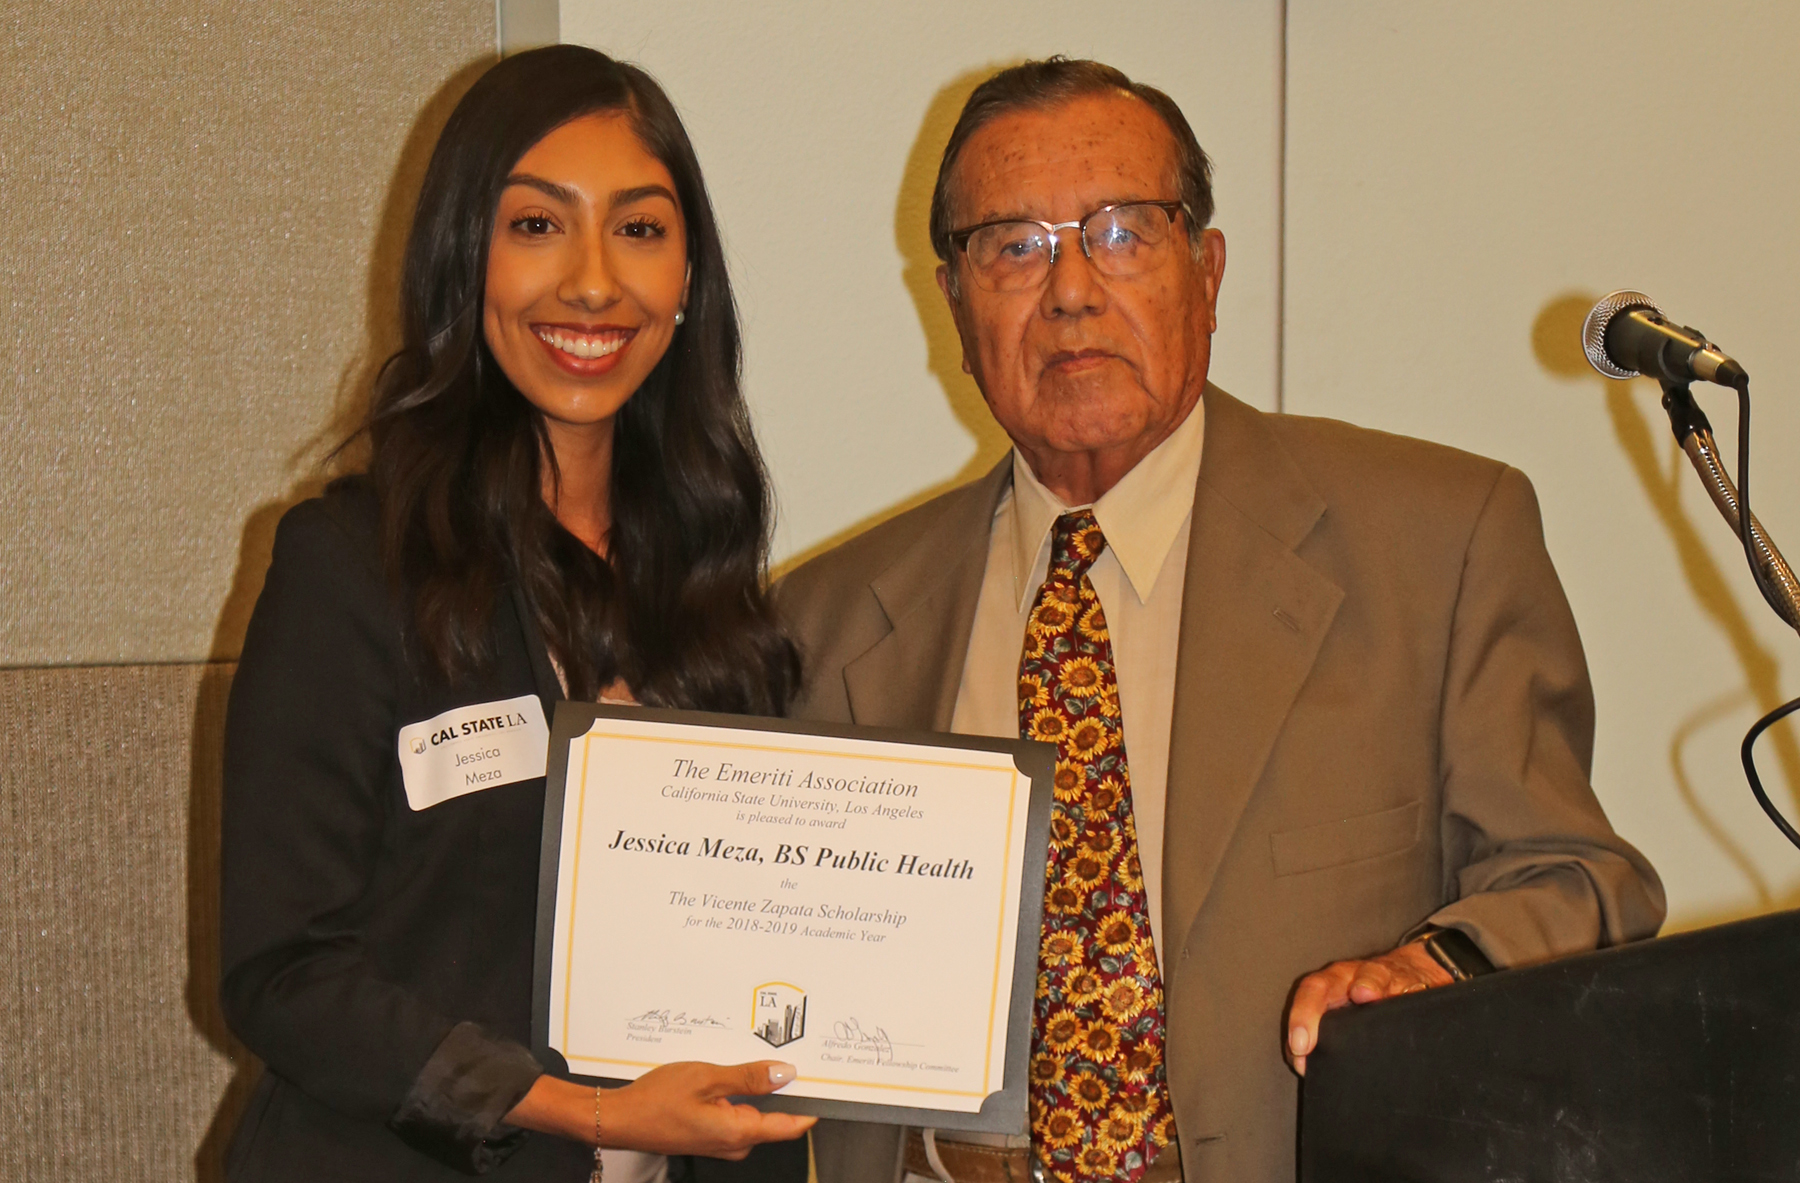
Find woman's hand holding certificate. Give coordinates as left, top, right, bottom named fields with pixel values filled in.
left=507, top=1061, right=814, bottom=1157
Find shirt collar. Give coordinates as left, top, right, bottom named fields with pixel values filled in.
left=1007, top=397, right=1206, bottom=610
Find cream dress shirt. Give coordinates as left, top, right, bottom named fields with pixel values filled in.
left=949, top=401, right=1205, bottom=966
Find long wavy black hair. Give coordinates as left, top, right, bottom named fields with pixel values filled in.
left=363, top=45, right=798, bottom=714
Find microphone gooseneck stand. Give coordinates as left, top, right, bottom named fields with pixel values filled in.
left=1660, top=381, right=1800, bottom=625
left=1657, top=375, right=1800, bottom=851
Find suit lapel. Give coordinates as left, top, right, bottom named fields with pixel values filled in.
left=1161, top=387, right=1343, bottom=969
left=843, top=459, right=1011, bottom=731
left=509, top=582, right=566, bottom=707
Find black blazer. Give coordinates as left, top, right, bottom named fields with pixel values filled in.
left=220, top=479, right=806, bottom=1183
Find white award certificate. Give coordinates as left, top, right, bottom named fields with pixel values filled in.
left=532, top=703, right=1053, bottom=1131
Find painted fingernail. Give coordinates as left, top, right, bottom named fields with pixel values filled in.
left=769, top=1063, right=797, bottom=1087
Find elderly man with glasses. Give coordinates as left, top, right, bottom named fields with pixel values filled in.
left=778, top=58, right=1663, bottom=1183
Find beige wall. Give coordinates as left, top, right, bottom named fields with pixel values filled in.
left=0, top=0, right=496, bottom=664
left=1285, top=1, right=1800, bottom=930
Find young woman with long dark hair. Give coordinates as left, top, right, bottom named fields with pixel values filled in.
left=219, top=46, right=812, bottom=1182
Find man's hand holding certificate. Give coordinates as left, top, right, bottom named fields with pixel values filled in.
left=535, top=705, right=1053, bottom=1131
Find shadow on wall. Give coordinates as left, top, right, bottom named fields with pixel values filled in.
left=204, top=54, right=496, bottom=664
left=1532, top=292, right=1800, bottom=927
left=188, top=663, right=252, bottom=1183
left=185, top=57, right=495, bottom=1178
left=776, top=65, right=1015, bottom=575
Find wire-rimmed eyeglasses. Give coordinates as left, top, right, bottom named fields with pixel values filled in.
left=945, top=200, right=1189, bottom=293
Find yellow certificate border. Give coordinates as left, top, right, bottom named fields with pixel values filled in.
left=554, top=724, right=1025, bottom=1102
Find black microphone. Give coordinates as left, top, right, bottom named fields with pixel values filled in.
left=1582, top=290, right=1748, bottom=387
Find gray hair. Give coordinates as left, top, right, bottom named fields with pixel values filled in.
left=929, top=56, right=1214, bottom=295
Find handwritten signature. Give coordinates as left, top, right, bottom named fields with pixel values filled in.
left=628, top=1008, right=729, bottom=1033
left=831, top=1017, right=897, bottom=1063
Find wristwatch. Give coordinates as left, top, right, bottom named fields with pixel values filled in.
left=1407, top=924, right=1497, bottom=982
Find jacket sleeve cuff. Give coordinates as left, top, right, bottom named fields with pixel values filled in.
left=390, top=1021, right=546, bottom=1174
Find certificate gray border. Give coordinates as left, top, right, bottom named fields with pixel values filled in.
left=533, top=701, right=1055, bottom=1134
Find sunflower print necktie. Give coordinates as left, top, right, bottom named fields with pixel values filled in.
left=1020, top=511, right=1176, bottom=1181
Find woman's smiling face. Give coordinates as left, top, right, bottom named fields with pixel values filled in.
left=483, top=111, right=689, bottom=433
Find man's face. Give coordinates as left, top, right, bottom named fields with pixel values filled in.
left=936, top=93, right=1225, bottom=480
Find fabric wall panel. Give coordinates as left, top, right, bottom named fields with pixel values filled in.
left=0, top=1, right=493, bottom=664
left=0, top=663, right=244, bottom=1179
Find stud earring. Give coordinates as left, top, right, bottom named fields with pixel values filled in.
left=674, top=310, right=685, bottom=326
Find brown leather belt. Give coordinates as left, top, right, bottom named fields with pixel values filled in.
left=902, top=1130, right=1183, bottom=1183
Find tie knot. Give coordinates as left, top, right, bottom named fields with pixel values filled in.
left=1049, top=510, right=1107, bottom=581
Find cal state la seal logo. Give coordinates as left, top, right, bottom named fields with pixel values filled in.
left=751, top=982, right=806, bottom=1049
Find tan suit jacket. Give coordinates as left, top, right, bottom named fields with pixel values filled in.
left=776, top=385, right=1665, bottom=1183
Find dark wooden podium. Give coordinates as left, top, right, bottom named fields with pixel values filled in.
left=1301, top=909, right=1800, bottom=1182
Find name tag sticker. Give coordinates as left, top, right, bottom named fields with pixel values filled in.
left=397, top=694, right=550, bottom=811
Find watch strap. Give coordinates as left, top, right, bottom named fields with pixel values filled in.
left=1412, top=926, right=1497, bottom=981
